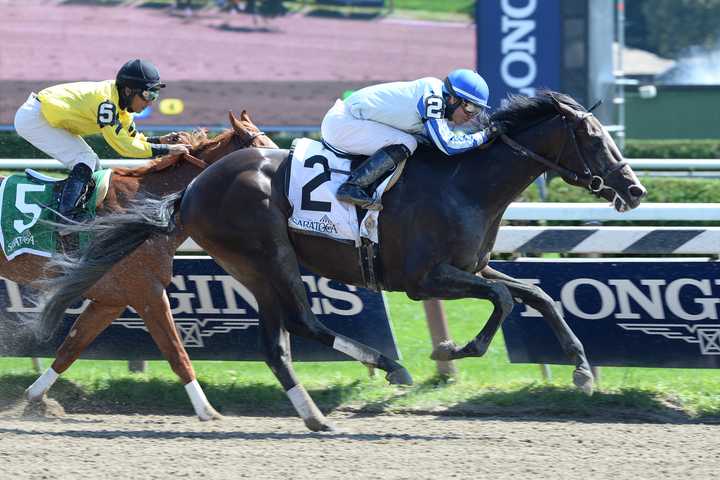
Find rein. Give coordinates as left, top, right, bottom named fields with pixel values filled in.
left=499, top=109, right=627, bottom=193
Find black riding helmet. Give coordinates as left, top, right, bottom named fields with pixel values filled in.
left=116, top=59, right=166, bottom=109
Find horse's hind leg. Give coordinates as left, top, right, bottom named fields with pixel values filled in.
left=481, top=266, right=593, bottom=395
left=26, top=300, right=124, bottom=401
left=265, top=236, right=412, bottom=386
left=128, top=290, right=221, bottom=421
left=254, top=287, right=335, bottom=432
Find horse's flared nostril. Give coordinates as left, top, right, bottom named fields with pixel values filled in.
left=629, top=184, right=646, bottom=198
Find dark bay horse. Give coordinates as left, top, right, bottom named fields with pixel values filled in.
left=36, top=92, right=646, bottom=431
left=5, top=112, right=275, bottom=420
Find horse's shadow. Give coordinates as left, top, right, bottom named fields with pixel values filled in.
left=305, top=8, right=383, bottom=21
left=3, top=373, right=715, bottom=425
left=0, top=373, right=362, bottom=417
left=0, top=425, right=444, bottom=441
left=433, top=382, right=713, bottom=425
left=343, top=376, right=716, bottom=425
left=213, top=23, right=278, bottom=34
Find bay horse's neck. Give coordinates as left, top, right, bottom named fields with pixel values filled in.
left=460, top=115, right=562, bottom=214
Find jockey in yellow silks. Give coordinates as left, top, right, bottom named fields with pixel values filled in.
left=13, top=59, right=191, bottom=222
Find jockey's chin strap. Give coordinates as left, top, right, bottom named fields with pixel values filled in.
left=499, top=109, right=627, bottom=194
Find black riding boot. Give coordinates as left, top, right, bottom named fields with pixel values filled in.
left=336, top=144, right=410, bottom=210
left=58, top=163, right=93, bottom=223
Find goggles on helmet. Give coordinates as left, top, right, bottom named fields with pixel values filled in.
left=460, top=100, right=485, bottom=117
left=138, top=89, right=160, bottom=102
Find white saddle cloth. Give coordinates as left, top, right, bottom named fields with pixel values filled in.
left=286, top=138, right=391, bottom=245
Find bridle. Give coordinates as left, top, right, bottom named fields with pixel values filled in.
left=499, top=100, right=628, bottom=194
left=182, top=129, right=269, bottom=170
left=232, top=129, right=267, bottom=149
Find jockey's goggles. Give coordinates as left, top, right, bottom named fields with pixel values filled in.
left=138, top=89, right=160, bottom=102
left=460, top=100, right=486, bottom=117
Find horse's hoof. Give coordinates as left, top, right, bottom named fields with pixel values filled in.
left=24, top=387, right=43, bottom=403
left=385, top=367, right=413, bottom=386
left=198, top=407, right=224, bottom=421
left=430, top=340, right=459, bottom=361
left=573, top=368, right=594, bottom=396
left=305, top=417, right=337, bottom=432
left=23, top=396, right=65, bottom=418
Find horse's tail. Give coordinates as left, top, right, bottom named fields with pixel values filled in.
left=35, top=191, right=185, bottom=341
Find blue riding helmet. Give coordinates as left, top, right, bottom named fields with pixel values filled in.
left=443, top=69, right=490, bottom=108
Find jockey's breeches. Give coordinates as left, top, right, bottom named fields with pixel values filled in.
left=14, top=93, right=99, bottom=171
left=320, top=99, right=418, bottom=156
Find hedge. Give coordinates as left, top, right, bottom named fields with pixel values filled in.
left=1, top=133, right=718, bottom=218
left=3, top=132, right=720, bottom=159
left=623, top=139, right=720, bottom=159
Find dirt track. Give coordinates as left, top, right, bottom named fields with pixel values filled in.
left=0, top=1, right=475, bottom=126
left=1, top=409, right=718, bottom=480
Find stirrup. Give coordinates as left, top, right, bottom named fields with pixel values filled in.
left=338, top=194, right=383, bottom=211
left=336, top=185, right=382, bottom=211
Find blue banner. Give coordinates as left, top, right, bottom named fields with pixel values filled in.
left=0, top=257, right=399, bottom=361
left=477, top=0, right=561, bottom=108
left=495, top=260, right=720, bottom=368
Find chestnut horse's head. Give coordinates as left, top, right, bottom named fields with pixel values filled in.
left=187, top=111, right=278, bottom=166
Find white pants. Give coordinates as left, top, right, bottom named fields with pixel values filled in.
left=320, top=99, right=418, bottom=156
left=14, top=94, right=99, bottom=171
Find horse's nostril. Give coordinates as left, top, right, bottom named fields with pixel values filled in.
left=629, top=185, right=646, bottom=198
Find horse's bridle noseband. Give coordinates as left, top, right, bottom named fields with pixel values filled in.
left=182, top=129, right=269, bottom=171
left=232, top=130, right=267, bottom=149
left=500, top=103, right=627, bottom=194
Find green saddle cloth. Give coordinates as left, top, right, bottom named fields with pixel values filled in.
left=0, top=169, right=112, bottom=260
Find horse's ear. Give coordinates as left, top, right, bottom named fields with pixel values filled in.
left=550, top=94, right=576, bottom=117
left=229, top=111, right=243, bottom=132
left=240, top=110, right=252, bottom=123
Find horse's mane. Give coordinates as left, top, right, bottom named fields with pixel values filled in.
left=490, top=90, right=585, bottom=134
left=113, top=129, right=235, bottom=177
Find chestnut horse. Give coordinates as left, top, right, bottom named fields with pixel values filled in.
left=7, top=111, right=274, bottom=420
left=36, top=92, right=647, bottom=431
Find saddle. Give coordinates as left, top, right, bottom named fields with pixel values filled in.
left=284, top=139, right=406, bottom=290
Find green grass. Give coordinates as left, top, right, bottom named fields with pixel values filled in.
left=391, top=0, right=474, bottom=15
left=2, top=293, right=719, bottom=421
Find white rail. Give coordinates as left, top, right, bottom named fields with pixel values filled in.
left=503, top=202, right=719, bottom=221
left=1, top=158, right=720, bottom=171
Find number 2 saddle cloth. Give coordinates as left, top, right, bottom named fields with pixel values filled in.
left=0, top=168, right=112, bottom=260
left=285, top=138, right=405, bottom=246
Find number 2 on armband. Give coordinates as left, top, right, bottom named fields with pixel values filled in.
left=425, top=96, right=444, bottom=119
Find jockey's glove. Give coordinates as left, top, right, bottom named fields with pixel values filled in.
left=484, top=122, right=504, bottom=142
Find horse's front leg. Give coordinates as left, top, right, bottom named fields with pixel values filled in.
left=26, top=300, right=125, bottom=401
left=481, top=265, right=593, bottom=395
left=409, top=263, right=514, bottom=361
left=129, top=289, right=222, bottom=421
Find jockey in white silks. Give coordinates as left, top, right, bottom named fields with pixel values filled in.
left=321, top=69, right=501, bottom=210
